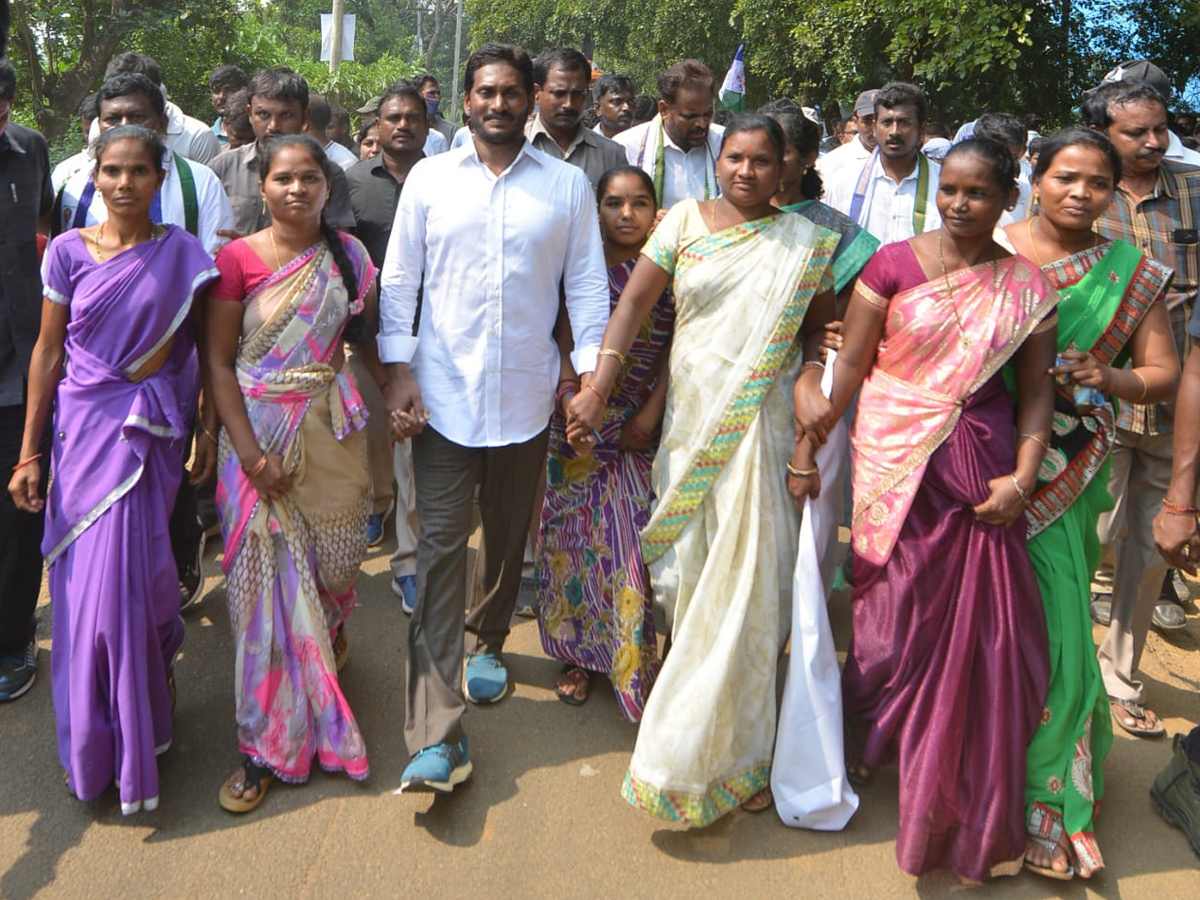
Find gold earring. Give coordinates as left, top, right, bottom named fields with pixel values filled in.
left=778, top=181, right=786, bottom=192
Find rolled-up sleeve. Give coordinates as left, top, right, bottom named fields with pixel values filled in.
left=378, top=167, right=426, bottom=364
left=561, top=171, right=610, bottom=374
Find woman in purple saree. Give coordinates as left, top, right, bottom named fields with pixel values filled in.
left=9, top=127, right=218, bottom=814
left=798, top=139, right=1059, bottom=880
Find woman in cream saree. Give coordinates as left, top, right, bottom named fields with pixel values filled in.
left=569, top=115, right=841, bottom=827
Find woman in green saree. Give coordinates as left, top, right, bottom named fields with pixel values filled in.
left=1002, top=127, right=1178, bottom=880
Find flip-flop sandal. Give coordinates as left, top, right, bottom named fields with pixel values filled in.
left=742, top=785, right=774, bottom=813
left=1024, top=801, right=1075, bottom=880
left=218, top=756, right=275, bottom=814
left=1109, top=698, right=1166, bottom=738
left=554, top=665, right=590, bottom=706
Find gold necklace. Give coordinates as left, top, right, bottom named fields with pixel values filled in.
left=1026, top=215, right=1100, bottom=269
left=939, top=232, right=998, bottom=352
left=92, top=221, right=107, bottom=262
left=268, top=228, right=284, bottom=270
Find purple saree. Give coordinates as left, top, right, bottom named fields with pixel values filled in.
left=41, top=226, right=217, bottom=814
left=844, top=242, right=1056, bottom=880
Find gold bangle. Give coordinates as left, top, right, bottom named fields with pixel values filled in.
left=1131, top=369, right=1148, bottom=403
left=786, top=463, right=818, bottom=477
left=244, top=453, right=269, bottom=478
left=599, top=348, right=627, bottom=367
left=801, top=360, right=825, bottom=373
left=1010, top=473, right=1030, bottom=505
left=1018, top=431, right=1050, bottom=452
left=199, top=424, right=218, bottom=444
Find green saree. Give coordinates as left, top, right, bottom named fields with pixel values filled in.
left=1023, top=239, right=1172, bottom=877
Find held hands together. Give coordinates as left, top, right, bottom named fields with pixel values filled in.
left=385, top=366, right=431, bottom=442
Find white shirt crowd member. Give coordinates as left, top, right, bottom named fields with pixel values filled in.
left=323, top=138, right=360, bottom=171
left=824, top=153, right=943, bottom=244
left=615, top=114, right=726, bottom=209
left=817, top=133, right=873, bottom=181
left=58, top=148, right=235, bottom=255
left=377, top=140, right=610, bottom=447
left=87, top=100, right=220, bottom=165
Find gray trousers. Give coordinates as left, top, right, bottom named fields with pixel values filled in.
left=1091, top=427, right=1173, bottom=703
left=403, top=425, right=549, bottom=755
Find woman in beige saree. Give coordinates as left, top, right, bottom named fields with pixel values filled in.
left=570, top=114, right=841, bottom=827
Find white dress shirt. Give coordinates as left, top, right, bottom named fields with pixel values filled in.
left=815, top=134, right=873, bottom=180
left=59, top=149, right=234, bottom=255
left=614, top=115, right=726, bottom=209
left=823, top=153, right=942, bottom=243
left=1167, top=130, right=1200, bottom=166
left=450, top=126, right=472, bottom=149
left=423, top=130, right=449, bottom=156
left=87, top=102, right=220, bottom=166
left=378, top=141, right=610, bottom=448
left=324, top=139, right=360, bottom=171
left=51, top=148, right=91, bottom=193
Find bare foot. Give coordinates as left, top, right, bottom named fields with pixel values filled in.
left=1025, top=834, right=1072, bottom=876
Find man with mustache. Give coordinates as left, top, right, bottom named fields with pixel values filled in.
left=593, top=73, right=636, bottom=140
left=344, top=81, right=430, bottom=610
left=1082, top=76, right=1200, bottom=738
left=615, top=59, right=725, bottom=209
left=815, top=89, right=878, bottom=180
left=378, top=44, right=609, bottom=794
left=207, top=67, right=356, bottom=236
left=525, top=48, right=625, bottom=192
left=823, top=81, right=942, bottom=243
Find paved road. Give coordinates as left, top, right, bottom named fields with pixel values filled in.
left=1, top=535, right=1198, bottom=899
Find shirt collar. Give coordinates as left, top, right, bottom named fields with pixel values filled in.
left=526, top=115, right=593, bottom=157
left=0, top=128, right=24, bottom=154
left=871, top=153, right=922, bottom=185
left=457, top=138, right=543, bottom=173
left=1116, top=162, right=1177, bottom=202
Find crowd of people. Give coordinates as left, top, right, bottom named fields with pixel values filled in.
left=2, top=37, right=1200, bottom=884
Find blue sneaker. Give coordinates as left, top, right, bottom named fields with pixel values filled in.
left=0, top=639, right=37, bottom=702
left=464, top=652, right=508, bottom=704
left=391, top=574, right=416, bottom=615
left=366, top=513, right=385, bottom=547
left=396, top=736, right=472, bottom=794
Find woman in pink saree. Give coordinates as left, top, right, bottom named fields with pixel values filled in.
left=797, top=139, right=1059, bottom=880
left=205, top=136, right=380, bottom=813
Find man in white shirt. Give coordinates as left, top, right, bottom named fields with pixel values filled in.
left=824, top=82, right=943, bottom=243
left=614, top=59, right=725, bottom=208
left=57, top=73, right=233, bottom=255
left=306, top=93, right=360, bottom=171
left=50, top=92, right=97, bottom=192
left=592, top=73, right=636, bottom=139
left=816, top=88, right=878, bottom=180
left=100, top=53, right=220, bottom=165
left=973, top=112, right=1034, bottom=224
left=379, top=44, right=609, bottom=795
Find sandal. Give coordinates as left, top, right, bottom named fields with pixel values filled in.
left=1024, top=801, right=1075, bottom=880
left=743, top=785, right=774, bottom=813
left=218, top=755, right=275, bottom=814
left=554, top=665, right=590, bottom=706
left=1109, top=697, right=1166, bottom=738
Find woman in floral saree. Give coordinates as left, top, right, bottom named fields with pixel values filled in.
left=569, top=115, right=841, bottom=826
left=9, top=127, right=218, bottom=814
left=537, top=167, right=673, bottom=719
left=802, top=139, right=1059, bottom=880
left=205, top=136, right=380, bottom=813
left=1002, top=128, right=1177, bottom=880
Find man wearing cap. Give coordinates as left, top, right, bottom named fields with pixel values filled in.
left=1102, top=60, right=1200, bottom=166
left=815, top=89, right=878, bottom=179
left=1081, top=72, right=1200, bottom=738
left=614, top=59, right=725, bottom=209
left=823, top=82, right=942, bottom=243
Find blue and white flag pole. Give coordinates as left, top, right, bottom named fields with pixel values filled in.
left=719, top=44, right=746, bottom=112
